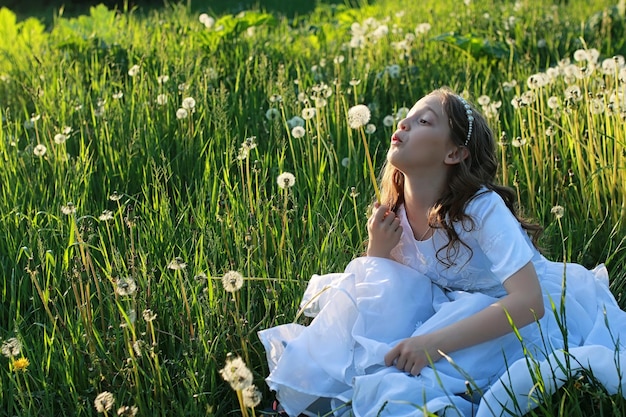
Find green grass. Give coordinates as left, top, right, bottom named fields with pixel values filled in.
left=0, top=0, right=625, bottom=415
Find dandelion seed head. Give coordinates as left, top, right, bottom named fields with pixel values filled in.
left=547, top=96, right=560, bottom=109
left=61, top=202, right=77, bottom=215
left=276, top=172, right=296, bottom=189
left=1, top=338, right=22, bottom=358
left=511, top=137, right=527, bottom=147
left=167, top=257, right=187, bottom=270
left=477, top=95, right=491, bottom=106
left=182, top=97, right=196, bottom=110
left=301, top=107, right=316, bottom=120
left=269, top=94, right=283, bottom=103
left=382, top=115, right=395, bottom=127
left=265, top=108, right=280, bottom=121
left=156, top=94, right=168, bottom=106
left=157, top=74, right=170, bottom=84
left=128, top=65, right=140, bottom=77
left=242, top=384, right=262, bottom=408
left=350, top=186, right=359, bottom=198
left=365, top=123, right=376, bottom=134
left=198, top=13, right=215, bottom=29
left=117, top=405, right=139, bottom=416
left=33, top=144, right=47, bottom=157
left=348, top=104, right=371, bottom=129
left=109, top=191, right=123, bottom=202
left=54, top=133, right=68, bottom=144
left=221, top=271, right=244, bottom=293
left=219, top=356, right=253, bottom=391
left=12, top=357, right=29, bottom=371
left=176, top=108, right=189, bottom=119
left=415, top=22, right=431, bottom=35
left=551, top=205, right=564, bottom=219
left=99, top=210, right=114, bottom=221
left=291, top=126, right=305, bottom=138
left=142, top=309, right=157, bottom=322
left=112, top=91, right=123, bottom=100
left=287, top=116, right=305, bottom=128
left=115, top=277, right=137, bottom=296
left=395, top=107, right=409, bottom=120
left=94, top=391, right=116, bottom=413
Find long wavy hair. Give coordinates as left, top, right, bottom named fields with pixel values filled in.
left=378, top=87, right=542, bottom=266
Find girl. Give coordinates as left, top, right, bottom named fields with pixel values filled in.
left=259, top=88, right=626, bottom=417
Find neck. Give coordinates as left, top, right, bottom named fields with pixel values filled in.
left=402, top=172, right=447, bottom=212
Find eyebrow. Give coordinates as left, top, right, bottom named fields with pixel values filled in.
left=418, top=105, right=440, bottom=120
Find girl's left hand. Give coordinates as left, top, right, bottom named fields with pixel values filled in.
left=384, top=335, right=442, bottom=376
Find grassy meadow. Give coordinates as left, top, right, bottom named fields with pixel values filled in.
left=1, top=0, right=625, bottom=415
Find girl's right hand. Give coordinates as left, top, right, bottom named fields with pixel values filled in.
left=366, top=203, right=402, bottom=258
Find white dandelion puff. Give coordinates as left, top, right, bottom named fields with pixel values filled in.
left=383, top=115, right=395, bottom=127
left=61, top=202, right=77, bottom=215
left=242, top=385, right=263, bottom=408
left=551, top=205, right=564, bottom=219
left=99, top=210, right=114, bottom=221
left=1, top=338, right=22, bottom=358
left=301, top=107, right=316, bottom=120
left=54, top=133, right=68, bottom=144
left=128, top=65, right=140, bottom=77
left=94, top=391, right=116, bottom=413
left=219, top=356, right=254, bottom=391
left=176, top=108, right=189, bottom=119
left=167, top=257, right=187, bottom=270
left=365, top=123, right=376, bottom=134
left=276, top=172, right=296, bottom=189
left=291, top=126, right=305, bottom=138
left=265, top=108, right=280, bottom=121
left=347, top=104, right=371, bottom=129
left=33, top=144, right=47, bottom=157
left=221, top=271, right=244, bottom=293
left=115, top=277, right=137, bottom=296
left=182, top=97, right=196, bottom=110
left=156, top=94, right=168, bottom=106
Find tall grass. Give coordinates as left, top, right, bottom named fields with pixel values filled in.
left=0, top=0, right=625, bottom=415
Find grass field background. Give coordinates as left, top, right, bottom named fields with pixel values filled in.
left=1, top=0, right=625, bottom=415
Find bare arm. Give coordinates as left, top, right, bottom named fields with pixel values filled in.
left=384, top=261, right=545, bottom=375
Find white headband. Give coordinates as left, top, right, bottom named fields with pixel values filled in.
left=457, top=95, right=474, bottom=146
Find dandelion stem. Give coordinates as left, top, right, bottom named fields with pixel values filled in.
left=359, top=128, right=380, bottom=202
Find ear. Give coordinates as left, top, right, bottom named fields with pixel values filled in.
left=444, top=146, right=469, bottom=165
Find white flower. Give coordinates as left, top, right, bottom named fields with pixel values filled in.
left=167, top=257, right=187, bottom=270
left=477, top=95, right=491, bottom=106
left=382, top=115, right=395, bottom=127
left=333, top=55, right=345, bottom=65
left=156, top=94, right=168, bottom=106
left=157, top=74, right=170, bottom=84
left=365, top=123, right=376, bottom=134
left=347, top=104, right=371, bottom=129
left=142, top=309, right=157, bottom=322
left=511, top=137, right=527, bottom=147
left=62, top=126, right=72, bottom=135
left=61, top=202, right=77, bottom=215
left=395, top=107, right=409, bottom=120
left=589, top=98, right=604, bottom=115
left=199, top=13, right=215, bottom=28
left=219, top=356, right=254, bottom=391
left=182, top=97, right=196, bottom=110
left=502, top=80, right=518, bottom=92
left=128, top=64, right=140, bottom=77
left=242, top=384, right=262, bottom=408
left=115, top=277, right=137, bottom=296
left=287, top=116, right=305, bottom=128
left=1, top=337, right=21, bottom=358
left=291, top=126, right=305, bottom=138
left=301, top=107, right=316, bottom=120
left=551, top=205, right=564, bottom=219
left=99, top=210, right=114, bottom=221
left=54, top=133, right=68, bottom=144
left=265, top=108, right=280, bottom=121
left=176, top=108, right=189, bottom=119
left=33, top=144, right=47, bottom=157
left=221, top=271, right=244, bottom=293
left=112, top=91, right=123, bottom=99
left=415, top=22, right=431, bottom=35
left=94, top=391, right=116, bottom=413
left=341, top=157, right=350, bottom=167
left=547, top=96, right=560, bottom=109
left=277, top=172, right=296, bottom=189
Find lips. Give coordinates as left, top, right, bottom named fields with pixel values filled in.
left=391, top=134, right=402, bottom=144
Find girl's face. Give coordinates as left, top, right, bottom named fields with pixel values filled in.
left=387, top=94, right=459, bottom=175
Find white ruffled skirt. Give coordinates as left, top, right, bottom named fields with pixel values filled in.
left=258, top=257, right=626, bottom=416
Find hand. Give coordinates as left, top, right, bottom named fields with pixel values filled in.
left=366, top=203, right=402, bottom=258
left=384, top=335, right=442, bottom=376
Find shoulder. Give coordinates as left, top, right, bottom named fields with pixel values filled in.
left=465, top=188, right=509, bottom=217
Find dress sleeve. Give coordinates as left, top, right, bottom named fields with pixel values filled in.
left=465, top=191, right=535, bottom=284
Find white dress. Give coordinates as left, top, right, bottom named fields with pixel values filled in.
left=258, top=190, right=626, bottom=417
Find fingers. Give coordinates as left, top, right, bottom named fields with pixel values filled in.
left=384, top=346, right=398, bottom=367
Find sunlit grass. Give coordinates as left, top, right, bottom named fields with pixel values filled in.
left=0, top=0, right=625, bottom=415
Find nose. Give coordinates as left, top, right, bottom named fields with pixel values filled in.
left=398, top=118, right=409, bottom=130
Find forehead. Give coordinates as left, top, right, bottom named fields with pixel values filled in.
left=409, top=93, right=446, bottom=117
